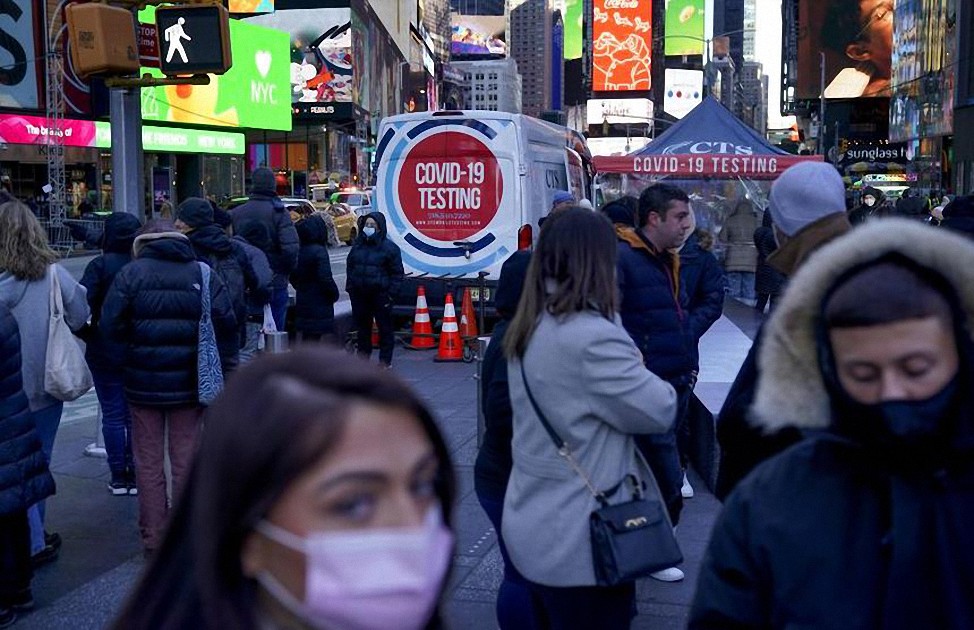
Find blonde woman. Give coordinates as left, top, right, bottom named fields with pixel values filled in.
left=0, top=200, right=90, bottom=567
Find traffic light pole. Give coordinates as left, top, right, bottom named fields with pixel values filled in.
left=110, top=88, right=145, bottom=220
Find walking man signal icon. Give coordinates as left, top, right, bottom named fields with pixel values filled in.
left=164, top=17, right=191, bottom=64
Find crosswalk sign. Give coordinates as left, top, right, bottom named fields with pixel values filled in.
left=155, top=4, right=232, bottom=75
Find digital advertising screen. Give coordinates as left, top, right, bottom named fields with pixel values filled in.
left=664, top=0, right=706, bottom=56
left=451, top=15, right=507, bottom=57
left=797, top=0, right=893, bottom=99
left=593, top=0, right=652, bottom=92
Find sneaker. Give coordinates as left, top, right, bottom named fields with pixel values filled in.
left=30, top=542, right=60, bottom=568
left=0, top=608, right=16, bottom=629
left=128, top=483, right=139, bottom=496
left=108, top=480, right=129, bottom=496
left=649, top=567, right=685, bottom=582
left=681, top=473, right=694, bottom=499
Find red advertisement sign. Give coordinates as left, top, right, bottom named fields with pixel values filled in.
left=592, top=0, right=652, bottom=92
left=397, top=132, right=503, bottom=242
left=138, top=23, right=160, bottom=67
left=593, top=154, right=824, bottom=179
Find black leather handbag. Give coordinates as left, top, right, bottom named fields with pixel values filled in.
left=520, top=366, right=683, bottom=586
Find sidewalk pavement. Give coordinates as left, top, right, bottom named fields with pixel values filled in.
left=19, top=302, right=756, bottom=629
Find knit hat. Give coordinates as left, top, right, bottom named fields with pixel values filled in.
left=213, top=206, right=232, bottom=229
left=552, top=190, right=575, bottom=207
left=176, top=197, right=214, bottom=228
left=768, top=162, right=846, bottom=237
left=252, top=167, right=276, bottom=194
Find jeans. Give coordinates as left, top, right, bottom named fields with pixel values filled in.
left=269, top=283, right=290, bottom=332
left=0, top=510, right=32, bottom=605
left=27, top=403, right=63, bottom=555
left=91, top=367, right=132, bottom=480
left=529, top=581, right=635, bottom=630
left=351, top=292, right=395, bottom=365
left=636, top=386, right=690, bottom=527
left=129, top=404, right=203, bottom=551
left=476, top=492, right=545, bottom=630
left=239, top=321, right=262, bottom=363
left=726, top=271, right=756, bottom=299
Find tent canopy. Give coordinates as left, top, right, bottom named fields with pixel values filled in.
left=593, top=97, right=822, bottom=179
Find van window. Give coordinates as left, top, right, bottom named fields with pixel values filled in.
left=566, top=149, right=586, bottom=200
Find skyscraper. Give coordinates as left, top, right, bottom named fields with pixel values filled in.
left=508, top=0, right=554, bottom=117
left=452, top=0, right=506, bottom=14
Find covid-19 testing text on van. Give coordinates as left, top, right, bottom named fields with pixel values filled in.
left=374, top=110, right=592, bottom=316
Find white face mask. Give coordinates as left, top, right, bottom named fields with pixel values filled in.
left=255, top=508, right=453, bottom=630
left=363, top=226, right=376, bottom=238
left=863, top=196, right=876, bottom=207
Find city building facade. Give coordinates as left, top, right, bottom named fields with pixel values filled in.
left=448, top=57, right=523, bottom=113
left=508, top=0, right=554, bottom=117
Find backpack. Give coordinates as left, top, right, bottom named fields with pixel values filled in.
left=205, top=251, right=246, bottom=338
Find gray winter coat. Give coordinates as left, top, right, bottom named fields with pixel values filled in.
left=0, top=265, right=89, bottom=411
left=504, top=310, right=677, bottom=586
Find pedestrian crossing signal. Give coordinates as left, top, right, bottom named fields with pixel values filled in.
left=155, top=4, right=232, bottom=76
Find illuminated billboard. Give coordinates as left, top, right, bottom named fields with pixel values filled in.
left=664, top=69, right=703, bottom=119
left=228, top=0, right=274, bottom=13
left=797, top=0, right=892, bottom=99
left=593, top=0, right=652, bottom=92
left=451, top=15, right=507, bottom=57
left=564, top=0, right=583, bottom=60
left=664, top=0, right=706, bottom=56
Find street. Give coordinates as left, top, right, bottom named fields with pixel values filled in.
left=17, top=262, right=760, bottom=628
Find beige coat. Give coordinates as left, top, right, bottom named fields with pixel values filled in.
left=720, top=206, right=759, bottom=273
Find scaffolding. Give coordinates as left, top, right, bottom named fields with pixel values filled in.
left=43, top=5, right=75, bottom=253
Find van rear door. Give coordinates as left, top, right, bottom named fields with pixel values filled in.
left=376, top=115, right=520, bottom=280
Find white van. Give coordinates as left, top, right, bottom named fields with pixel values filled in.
left=374, top=110, right=591, bottom=314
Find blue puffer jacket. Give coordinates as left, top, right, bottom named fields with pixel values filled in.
left=78, top=212, right=142, bottom=371
left=100, top=232, right=239, bottom=407
left=617, top=229, right=695, bottom=383
left=345, top=212, right=404, bottom=299
left=0, top=304, right=55, bottom=515
left=680, top=232, right=726, bottom=369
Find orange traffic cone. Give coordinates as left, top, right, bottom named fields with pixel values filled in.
left=371, top=319, right=379, bottom=347
left=411, top=286, right=436, bottom=349
left=435, top=294, right=464, bottom=362
left=459, top=287, right=479, bottom=338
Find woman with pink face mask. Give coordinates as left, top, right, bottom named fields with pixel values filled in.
left=112, top=347, right=456, bottom=630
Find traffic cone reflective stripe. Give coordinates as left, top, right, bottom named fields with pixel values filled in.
left=411, top=286, right=436, bottom=349
left=435, top=294, right=464, bottom=362
left=459, top=287, right=479, bottom=338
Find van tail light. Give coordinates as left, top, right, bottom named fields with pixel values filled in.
left=517, top=224, right=533, bottom=250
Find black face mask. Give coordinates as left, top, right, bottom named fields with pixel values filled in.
left=830, top=376, right=959, bottom=471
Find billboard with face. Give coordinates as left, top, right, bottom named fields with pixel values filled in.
left=592, top=0, right=652, bottom=92
left=797, top=0, right=893, bottom=99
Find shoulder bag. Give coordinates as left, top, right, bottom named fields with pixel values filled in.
left=197, top=263, right=225, bottom=406
left=44, top=266, right=93, bottom=401
left=519, top=365, right=683, bottom=586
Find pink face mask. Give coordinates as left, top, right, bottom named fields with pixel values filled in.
left=255, top=508, right=454, bottom=630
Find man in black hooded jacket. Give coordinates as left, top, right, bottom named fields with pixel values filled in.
left=230, top=168, right=299, bottom=330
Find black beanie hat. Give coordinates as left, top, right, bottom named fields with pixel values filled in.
left=252, top=168, right=276, bottom=193
left=177, top=197, right=214, bottom=228
left=213, top=207, right=232, bottom=229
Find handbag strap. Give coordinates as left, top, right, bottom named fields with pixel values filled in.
left=49, top=265, right=64, bottom=317
left=198, top=262, right=211, bottom=316
left=518, top=363, right=609, bottom=505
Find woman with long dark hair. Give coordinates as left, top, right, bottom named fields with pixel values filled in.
left=112, top=346, right=456, bottom=630
left=502, top=208, right=677, bottom=629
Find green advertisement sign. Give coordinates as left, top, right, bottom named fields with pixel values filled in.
left=563, top=0, right=583, bottom=60
left=93, top=122, right=245, bottom=154
left=139, top=7, right=292, bottom=131
left=665, top=0, right=706, bottom=56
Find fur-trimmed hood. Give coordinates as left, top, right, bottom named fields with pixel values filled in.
left=753, top=219, right=974, bottom=432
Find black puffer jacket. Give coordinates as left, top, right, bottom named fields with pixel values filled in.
left=474, top=251, right=531, bottom=500
left=186, top=224, right=252, bottom=343
left=345, top=212, right=404, bottom=299
left=78, top=212, right=142, bottom=371
left=680, top=232, right=725, bottom=369
left=100, top=232, right=238, bottom=407
left=0, top=304, right=55, bottom=515
left=230, top=191, right=299, bottom=284
left=617, top=229, right=695, bottom=383
left=292, top=215, right=340, bottom=335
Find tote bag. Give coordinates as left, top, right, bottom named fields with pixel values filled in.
left=44, top=266, right=93, bottom=401
left=197, top=263, right=225, bottom=406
